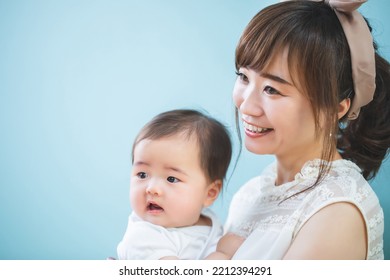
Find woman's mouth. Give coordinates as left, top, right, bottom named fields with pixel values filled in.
left=243, top=120, right=273, bottom=134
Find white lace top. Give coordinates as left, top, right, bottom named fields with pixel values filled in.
left=225, top=159, right=384, bottom=259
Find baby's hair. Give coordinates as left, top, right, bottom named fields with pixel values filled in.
left=132, top=109, right=232, bottom=184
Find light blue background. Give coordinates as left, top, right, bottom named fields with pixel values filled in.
left=1, top=0, right=389, bottom=260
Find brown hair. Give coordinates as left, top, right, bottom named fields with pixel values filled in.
left=132, top=109, right=232, bottom=184
left=235, top=1, right=390, bottom=183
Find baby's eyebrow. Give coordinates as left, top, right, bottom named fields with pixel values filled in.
left=165, top=166, right=188, bottom=177
left=133, top=161, right=150, bottom=167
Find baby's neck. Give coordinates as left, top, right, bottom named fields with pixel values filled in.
left=195, top=214, right=212, bottom=226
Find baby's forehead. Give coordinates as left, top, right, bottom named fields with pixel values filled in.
left=132, top=134, right=210, bottom=174
left=135, top=133, right=202, bottom=160
left=141, top=131, right=199, bottom=145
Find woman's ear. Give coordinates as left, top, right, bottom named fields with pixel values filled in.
left=338, top=98, right=351, bottom=120
left=203, top=180, right=222, bottom=207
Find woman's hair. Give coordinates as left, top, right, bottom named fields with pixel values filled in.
left=132, top=109, right=232, bottom=184
left=235, top=1, right=390, bottom=183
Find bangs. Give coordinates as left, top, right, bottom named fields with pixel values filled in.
left=235, top=3, right=293, bottom=72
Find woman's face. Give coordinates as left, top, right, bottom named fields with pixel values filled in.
left=233, top=49, right=324, bottom=164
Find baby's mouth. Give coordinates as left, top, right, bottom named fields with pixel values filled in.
left=147, top=202, right=164, bottom=212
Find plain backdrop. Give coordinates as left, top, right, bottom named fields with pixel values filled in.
left=1, top=0, right=389, bottom=260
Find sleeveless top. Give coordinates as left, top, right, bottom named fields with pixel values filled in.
left=225, top=159, right=384, bottom=259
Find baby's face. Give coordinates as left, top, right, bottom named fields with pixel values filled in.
left=130, top=134, right=211, bottom=228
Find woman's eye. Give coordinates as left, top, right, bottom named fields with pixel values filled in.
left=264, top=86, right=280, bottom=95
left=137, top=172, right=148, bottom=179
left=167, top=176, right=180, bottom=183
left=235, top=71, right=248, bottom=82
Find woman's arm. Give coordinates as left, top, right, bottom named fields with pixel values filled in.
left=206, top=233, right=245, bottom=259
left=283, top=202, right=367, bottom=259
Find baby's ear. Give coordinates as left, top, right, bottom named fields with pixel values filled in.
left=203, top=180, right=222, bottom=207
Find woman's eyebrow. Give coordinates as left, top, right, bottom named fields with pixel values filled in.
left=260, top=72, right=292, bottom=86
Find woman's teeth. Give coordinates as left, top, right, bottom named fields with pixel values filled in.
left=243, top=121, right=272, bottom=133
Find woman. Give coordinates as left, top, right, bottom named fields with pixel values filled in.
left=208, top=0, right=390, bottom=260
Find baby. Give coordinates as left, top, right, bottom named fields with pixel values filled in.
left=117, top=109, right=232, bottom=259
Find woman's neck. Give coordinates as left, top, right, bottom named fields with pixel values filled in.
left=274, top=151, right=342, bottom=186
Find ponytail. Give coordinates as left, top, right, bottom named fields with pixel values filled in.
left=338, top=51, right=390, bottom=180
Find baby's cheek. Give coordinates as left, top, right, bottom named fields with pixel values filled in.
left=130, top=188, right=144, bottom=210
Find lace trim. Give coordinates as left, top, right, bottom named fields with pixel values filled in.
left=367, top=211, right=384, bottom=242
left=368, top=241, right=384, bottom=259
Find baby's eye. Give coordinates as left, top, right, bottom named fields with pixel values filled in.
left=167, top=176, right=180, bottom=183
left=264, top=86, right=281, bottom=95
left=235, top=71, right=249, bottom=82
left=137, top=172, right=148, bottom=179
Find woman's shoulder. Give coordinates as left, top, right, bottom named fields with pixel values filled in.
left=314, top=159, right=378, bottom=200
left=294, top=159, right=380, bottom=215
left=296, top=160, right=384, bottom=259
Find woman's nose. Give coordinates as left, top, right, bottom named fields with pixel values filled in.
left=234, top=85, right=263, bottom=116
